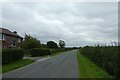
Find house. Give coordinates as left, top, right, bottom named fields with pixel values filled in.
left=0, top=27, right=23, bottom=48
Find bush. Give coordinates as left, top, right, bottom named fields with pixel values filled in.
left=30, top=47, right=74, bottom=57
left=65, top=48, right=74, bottom=51
left=30, top=48, right=51, bottom=57
left=2, top=48, right=24, bottom=64
left=80, top=46, right=119, bottom=78
left=52, top=48, right=74, bottom=54
left=52, top=49, right=65, bottom=53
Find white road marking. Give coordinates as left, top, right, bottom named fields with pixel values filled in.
left=37, top=57, right=50, bottom=61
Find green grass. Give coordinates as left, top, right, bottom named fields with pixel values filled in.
left=2, top=59, right=35, bottom=73
left=77, top=50, right=114, bottom=78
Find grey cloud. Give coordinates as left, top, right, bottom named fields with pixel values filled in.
left=1, top=2, right=118, bottom=47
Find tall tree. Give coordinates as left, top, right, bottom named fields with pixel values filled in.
left=47, top=41, right=58, bottom=49
left=22, top=34, right=41, bottom=49
left=59, top=40, right=65, bottom=48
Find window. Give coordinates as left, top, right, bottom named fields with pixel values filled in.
left=0, top=33, right=6, bottom=40
left=0, top=33, right=2, bottom=40
left=2, top=34, right=6, bottom=40
left=18, top=38, right=21, bottom=43
left=13, top=40, right=16, bottom=46
left=11, top=40, right=16, bottom=47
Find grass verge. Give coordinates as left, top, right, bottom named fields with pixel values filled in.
left=2, top=59, right=35, bottom=73
left=77, top=50, right=114, bottom=78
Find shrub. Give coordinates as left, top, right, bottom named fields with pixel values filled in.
left=2, top=48, right=24, bottom=64
left=52, top=49, right=65, bottom=53
left=52, top=48, right=74, bottom=54
left=65, top=48, right=74, bottom=51
left=30, top=47, right=74, bottom=57
left=80, top=46, right=119, bottom=78
left=30, top=48, right=51, bottom=57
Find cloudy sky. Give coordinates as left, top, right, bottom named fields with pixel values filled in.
left=1, top=2, right=118, bottom=47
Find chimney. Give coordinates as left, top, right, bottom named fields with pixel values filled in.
left=13, top=31, right=17, bottom=34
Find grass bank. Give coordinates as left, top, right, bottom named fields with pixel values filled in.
left=2, top=59, right=35, bottom=73
left=77, top=50, right=114, bottom=78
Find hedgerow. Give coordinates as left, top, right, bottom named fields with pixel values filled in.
left=80, top=45, right=119, bottom=78
left=2, top=48, right=24, bottom=64
left=30, top=48, right=51, bottom=57
left=30, top=48, right=74, bottom=57
left=51, top=49, right=65, bottom=53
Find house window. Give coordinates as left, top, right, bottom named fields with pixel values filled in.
left=0, top=33, right=6, bottom=40
left=0, top=34, right=2, bottom=40
left=13, top=40, right=16, bottom=46
left=18, top=38, right=21, bottom=43
left=2, top=34, right=6, bottom=40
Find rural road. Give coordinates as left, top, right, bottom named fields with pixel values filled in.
left=3, top=50, right=78, bottom=78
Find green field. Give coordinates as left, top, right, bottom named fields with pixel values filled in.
left=77, top=50, right=114, bottom=78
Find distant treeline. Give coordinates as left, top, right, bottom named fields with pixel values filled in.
left=80, top=44, right=120, bottom=78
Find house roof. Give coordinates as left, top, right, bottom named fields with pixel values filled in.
left=0, top=27, right=23, bottom=39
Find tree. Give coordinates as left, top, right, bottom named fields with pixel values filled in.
left=41, top=43, right=47, bottom=48
left=59, top=40, right=65, bottom=48
left=47, top=41, right=58, bottom=49
left=22, top=34, right=41, bottom=50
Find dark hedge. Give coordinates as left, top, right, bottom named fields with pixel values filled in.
left=30, top=48, right=51, bottom=57
left=80, top=46, right=119, bottom=78
left=2, top=48, right=24, bottom=64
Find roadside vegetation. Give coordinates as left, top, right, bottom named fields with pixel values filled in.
left=2, top=48, right=24, bottom=64
left=2, top=34, right=76, bottom=73
left=22, top=34, right=76, bottom=57
left=78, top=43, right=119, bottom=78
left=2, top=59, right=34, bottom=73
left=2, top=48, right=35, bottom=73
left=77, top=50, right=114, bottom=78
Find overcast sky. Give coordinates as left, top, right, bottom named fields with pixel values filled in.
left=1, top=2, right=118, bottom=47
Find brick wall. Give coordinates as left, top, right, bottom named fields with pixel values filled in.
left=1, top=34, right=22, bottom=48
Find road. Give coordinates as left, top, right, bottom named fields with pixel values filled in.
left=3, top=50, right=78, bottom=78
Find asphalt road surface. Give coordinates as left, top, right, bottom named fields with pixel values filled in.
left=3, top=50, right=78, bottom=78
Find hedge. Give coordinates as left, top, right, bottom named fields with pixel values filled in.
left=30, top=48, right=51, bottom=57
left=52, top=49, right=65, bottom=53
left=80, top=46, right=119, bottom=78
left=30, top=48, right=73, bottom=57
left=52, top=48, right=74, bottom=53
left=2, top=48, right=24, bottom=64
left=30, top=47, right=76, bottom=57
left=65, top=48, right=74, bottom=51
